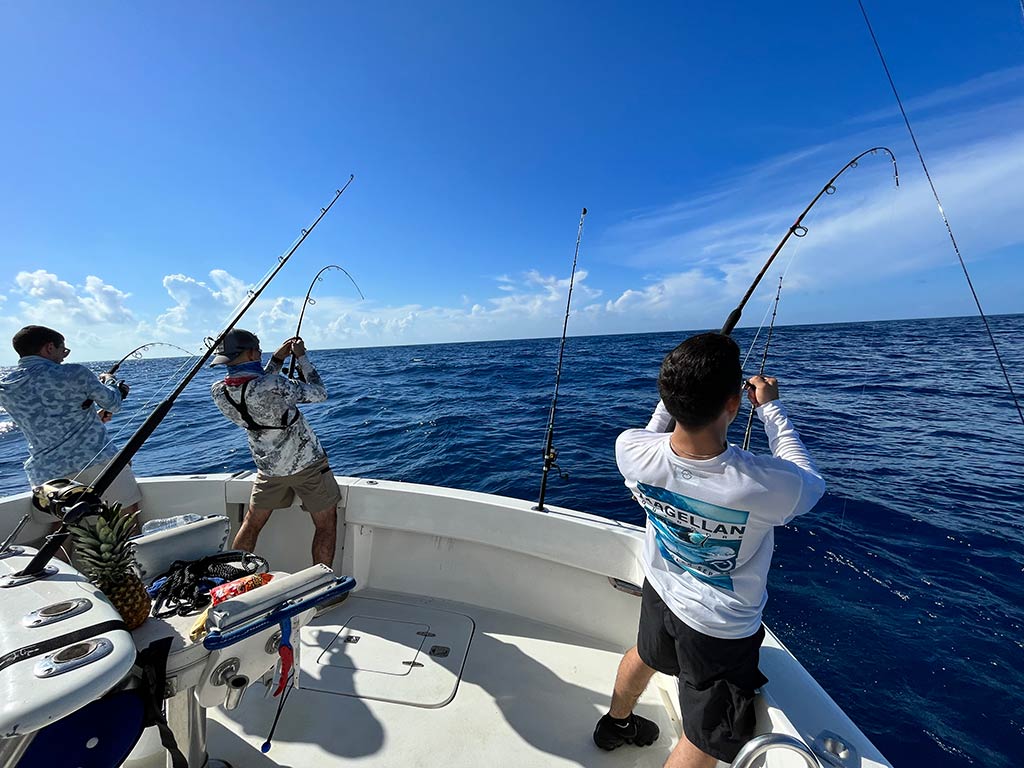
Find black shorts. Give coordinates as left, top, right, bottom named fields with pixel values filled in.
left=636, top=580, right=768, bottom=763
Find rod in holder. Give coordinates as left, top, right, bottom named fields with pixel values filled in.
left=535, top=207, right=587, bottom=512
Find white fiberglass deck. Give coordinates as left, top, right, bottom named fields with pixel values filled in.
left=0, top=474, right=892, bottom=768
left=208, top=589, right=678, bottom=768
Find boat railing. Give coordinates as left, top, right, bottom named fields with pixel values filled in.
left=731, top=733, right=821, bottom=768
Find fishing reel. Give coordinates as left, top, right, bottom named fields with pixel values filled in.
left=81, top=377, right=129, bottom=409
left=31, top=478, right=103, bottom=523
left=543, top=447, right=570, bottom=482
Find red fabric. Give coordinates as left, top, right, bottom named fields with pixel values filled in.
left=273, top=644, right=294, bottom=697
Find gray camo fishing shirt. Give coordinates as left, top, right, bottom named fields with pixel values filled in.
left=0, top=356, right=125, bottom=486
left=210, top=355, right=328, bottom=477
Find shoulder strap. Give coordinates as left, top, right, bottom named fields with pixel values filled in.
left=221, top=379, right=299, bottom=431
left=135, top=637, right=188, bottom=768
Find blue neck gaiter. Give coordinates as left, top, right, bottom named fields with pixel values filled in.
left=225, top=360, right=265, bottom=378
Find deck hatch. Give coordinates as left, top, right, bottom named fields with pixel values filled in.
left=299, top=595, right=474, bottom=708
left=316, top=615, right=430, bottom=674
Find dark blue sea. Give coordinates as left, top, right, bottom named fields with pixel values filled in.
left=2, top=314, right=1022, bottom=767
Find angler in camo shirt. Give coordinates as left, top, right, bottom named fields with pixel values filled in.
left=210, top=329, right=341, bottom=567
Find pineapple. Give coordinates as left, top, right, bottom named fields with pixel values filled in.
left=69, top=502, right=152, bottom=630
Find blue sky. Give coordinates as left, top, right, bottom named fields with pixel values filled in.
left=1, top=1, right=1022, bottom=364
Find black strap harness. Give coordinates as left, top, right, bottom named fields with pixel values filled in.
left=135, top=637, right=188, bottom=768
left=150, top=551, right=270, bottom=618
left=221, top=379, right=300, bottom=432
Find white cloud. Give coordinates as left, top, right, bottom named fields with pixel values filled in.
left=3, top=69, right=1020, bottom=365
left=851, top=65, right=1024, bottom=125
left=155, top=270, right=256, bottom=338
left=14, top=270, right=134, bottom=325
left=594, top=91, right=1024, bottom=332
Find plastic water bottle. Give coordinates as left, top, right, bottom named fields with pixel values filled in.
left=140, top=513, right=204, bottom=535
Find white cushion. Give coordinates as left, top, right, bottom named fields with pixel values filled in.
left=131, top=515, right=231, bottom=580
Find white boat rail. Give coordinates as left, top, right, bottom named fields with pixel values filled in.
left=731, top=733, right=820, bottom=768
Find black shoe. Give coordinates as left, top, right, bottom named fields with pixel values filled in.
left=593, top=713, right=660, bottom=751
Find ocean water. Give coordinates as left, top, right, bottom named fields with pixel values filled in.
left=1, top=314, right=1022, bottom=767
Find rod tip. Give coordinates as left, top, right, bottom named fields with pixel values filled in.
left=581, top=207, right=588, bottom=216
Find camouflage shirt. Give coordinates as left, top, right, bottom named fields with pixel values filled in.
left=211, top=355, right=328, bottom=477
left=0, top=356, right=125, bottom=486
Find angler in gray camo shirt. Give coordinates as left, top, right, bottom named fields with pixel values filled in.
left=210, top=329, right=341, bottom=567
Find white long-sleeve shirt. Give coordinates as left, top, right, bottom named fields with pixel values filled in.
left=617, top=400, right=826, bottom=639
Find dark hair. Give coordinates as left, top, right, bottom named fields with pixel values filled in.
left=12, top=326, right=64, bottom=358
left=658, top=333, right=742, bottom=429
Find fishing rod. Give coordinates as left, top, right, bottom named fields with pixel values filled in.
left=712, top=148, right=896, bottom=445
left=741, top=276, right=783, bottom=450
left=535, top=207, right=587, bottom=513
left=721, top=147, right=898, bottom=336
left=18, top=178, right=354, bottom=578
left=81, top=342, right=195, bottom=410
left=286, top=264, right=365, bottom=379
left=858, top=0, right=1024, bottom=428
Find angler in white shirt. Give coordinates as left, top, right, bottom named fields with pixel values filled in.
left=593, top=332, right=825, bottom=768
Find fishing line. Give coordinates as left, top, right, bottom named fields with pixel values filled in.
left=535, top=207, right=587, bottom=513
left=81, top=342, right=197, bottom=410
left=70, top=232, right=312, bottom=475
left=70, top=347, right=207, bottom=484
left=740, top=294, right=776, bottom=374
left=721, top=147, right=897, bottom=336
left=66, top=177, right=358, bottom=483
left=286, top=264, right=365, bottom=379
left=858, top=0, right=1024, bottom=428
left=741, top=276, right=784, bottom=451
left=20, top=181, right=354, bottom=577
left=739, top=235, right=803, bottom=374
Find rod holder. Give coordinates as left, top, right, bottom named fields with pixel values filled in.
left=224, top=675, right=249, bottom=710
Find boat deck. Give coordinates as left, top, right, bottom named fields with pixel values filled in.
left=208, top=589, right=682, bottom=768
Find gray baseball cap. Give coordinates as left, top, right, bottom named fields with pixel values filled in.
left=209, top=329, right=261, bottom=366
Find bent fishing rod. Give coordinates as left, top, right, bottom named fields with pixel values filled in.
left=286, top=263, right=365, bottom=379
left=535, top=207, right=587, bottom=513
left=81, top=342, right=195, bottom=409
left=710, top=148, right=897, bottom=443
left=19, top=178, right=354, bottom=578
left=721, top=147, right=898, bottom=335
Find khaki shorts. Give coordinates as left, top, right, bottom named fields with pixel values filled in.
left=30, top=460, right=145, bottom=523
left=250, top=457, right=341, bottom=513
